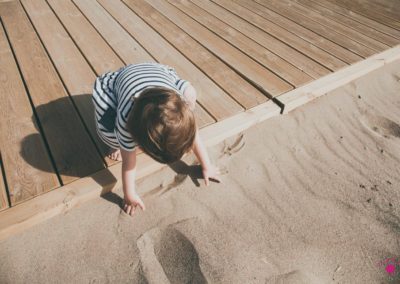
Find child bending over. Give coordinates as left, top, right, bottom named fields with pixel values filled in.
left=92, top=63, right=221, bottom=216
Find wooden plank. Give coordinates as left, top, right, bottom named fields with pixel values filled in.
left=0, top=20, right=60, bottom=205
left=0, top=99, right=281, bottom=241
left=197, top=0, right=339, bottom=74
left=47, top=0, right=124, bottom=75
left=21, top=0, right=119, bottom=168
left=72, top=0, right=154, bottom=64
left=192, top=106, right=215, bottom=129
left=231, top=0, right=361, bottom=65
left=95, top=0, right=242, bottom=121
left=368, top=0, right=400, bottom=21
left=326, top=0, right=400, bottom=31
left=119, top=0, right=268, bottom=109
left=309, top=0, right=400, bottom=40
left=20, top=0, right=95, bottom=97
left=253, top=0, right=376, bottom=58
left=278, top=45, right=400, bottom=113
left=340, top=0, right=400, bottom=23
left=141, top=0, right=293, bottom=97
left=0, top=1, right=105, bottom=184
left=296, top=0, right=400, bottom=47
left=0, top=158, right=8, bottom=211
left=169, top=0, right=313, bottom=86
left=276, top=0, right=389, bottom=52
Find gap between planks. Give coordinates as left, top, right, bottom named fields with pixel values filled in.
left=0, top=45, right=399, bottom=242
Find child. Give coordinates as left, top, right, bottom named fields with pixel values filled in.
left=92, top=62, right=221, bottom=216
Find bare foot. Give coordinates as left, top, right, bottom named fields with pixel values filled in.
left=108, top=148, right=122, bottom=161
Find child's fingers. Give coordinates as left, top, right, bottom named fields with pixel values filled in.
left=138, top=200, right=146, bottom=211
left=129, top=205, right=136, bottom=216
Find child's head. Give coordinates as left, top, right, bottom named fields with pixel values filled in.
left=127, top=87, right=196, bottom=164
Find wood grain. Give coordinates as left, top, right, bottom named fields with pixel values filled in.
left=143, top=0, right=293, bottom=97
left=325, top=0, right=400, bottom=31
left=0, top=16, right=60, bottom=205
left=296, top=0, right=399, bottom=46
left=231, top=0, right=361, bottom=65
left=169, top=0, right=313, bottom=86
left=193, top=0, right=335, bottom=75
left=276, top=0, right=390, bottom=52
left=72, top=0, right=154, bottom=64
left=254, top=0, right=376, bottom=58
left=0, top=1, right=105, bottom=184
left=310, top=0, right=400, bottom=40
left=98, top=0, right=242, bottom=121
left=121, top=0, right=268, bottom=109
left=47, top=0, right=124, bottom=75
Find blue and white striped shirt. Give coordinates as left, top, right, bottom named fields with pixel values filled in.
left=92, top=62, right=190, bottom=151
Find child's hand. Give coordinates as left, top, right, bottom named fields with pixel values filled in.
left=202, top=164, right=222, bottom=186
left=123, top=191, right=145, bottom=216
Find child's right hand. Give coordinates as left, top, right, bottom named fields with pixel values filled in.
left=123, top=191, right=146, bottom=216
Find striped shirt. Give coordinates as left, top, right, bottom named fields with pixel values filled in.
left=92, top=62, right=190, bottom=152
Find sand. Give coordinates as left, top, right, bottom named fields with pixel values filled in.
left=1, top=60, right=400, bottom=284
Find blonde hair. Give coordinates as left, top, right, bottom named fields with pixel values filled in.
left=126, top=87, right=196, bottom=164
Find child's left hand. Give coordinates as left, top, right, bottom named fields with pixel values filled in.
left=202, top=164, right=222, bottom=186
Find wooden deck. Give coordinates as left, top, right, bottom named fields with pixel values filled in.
left=0, top=0, right=399, bottom=236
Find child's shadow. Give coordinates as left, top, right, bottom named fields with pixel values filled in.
left=20, top=94, right=117, bottom=198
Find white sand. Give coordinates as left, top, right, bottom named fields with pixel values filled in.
left=0, top=60, right=399, bottom=284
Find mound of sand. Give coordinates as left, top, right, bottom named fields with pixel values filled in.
left=0, top=60, right=399, bottom=283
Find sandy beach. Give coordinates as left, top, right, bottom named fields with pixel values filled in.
left=0, top=60, right=399, bottom=284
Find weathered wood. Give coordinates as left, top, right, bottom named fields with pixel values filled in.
left=142, top=0, right=293, bottom=97
left=325, top=0, right=400, bottom=31
left=278, top=46, right=400, bottom=113
left=47, top=0, right=124, bottom=75
left=0, top=159, right=9, bottom=211
left=367, top=0, right=400, bottom=21
left=120, top=0, right=268, bottom=109
left=169, top=0, right=313, bottom=86
left=0, top=99, right=281, bottom=241
left=0, top=1, right=105, bottom=184
left=296, top=0, right=399, bottom=46
left=97, top=0, right=242, bottom=121
left=106, top=1, right=268, bottom=109
left=0, top=20, right=60, bottom=205
left=21, top=0, right=95, bottom=97
left=231, top=0, right=361, bottom=65
left=72, top=0, right=154, bottom=64
left=254, top=0, right=376, bottom=58
left=21, top=0, right=118, bottom=168
left=310, top=0, right=400, bottom=40
left=193, top=0, right=335, bottom=75
left=277, top=0, right=389, bottom=52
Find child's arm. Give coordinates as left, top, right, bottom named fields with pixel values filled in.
left=184, top=84, right=221, bottom=185
left=192, top=129, right=221, bottom=186
left=120, top=147, right=145, bottom=216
